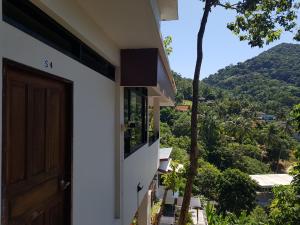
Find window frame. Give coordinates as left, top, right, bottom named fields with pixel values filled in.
left=124, top=87, right=148, bottom=158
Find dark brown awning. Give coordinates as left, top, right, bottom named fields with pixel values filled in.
left=121, top=48, right=175, bottom=104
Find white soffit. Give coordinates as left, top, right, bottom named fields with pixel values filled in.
left=76, top=0, right=176, bottom=92
left=77, top=0, right=161, bottom=49
left=158, top=0, right=179, bottom=21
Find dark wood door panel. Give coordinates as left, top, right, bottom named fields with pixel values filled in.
left=27, top=86, right=47, bottom=177
left=2, top=62, right=71, bottom=225
left=7, top=81, right=27, bottom=185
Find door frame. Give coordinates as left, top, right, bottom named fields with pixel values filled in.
left=1, top=58, right=73, bottom=225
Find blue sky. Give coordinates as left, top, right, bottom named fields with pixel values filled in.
left=161, top=0, right=300, bottom=79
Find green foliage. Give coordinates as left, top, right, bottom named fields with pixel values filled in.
left=206, top=203, right=231, bottom=225
left=206, top=204, right=269, bottom=225
left=161, top=45, right=300, bottom=224
left=160, top=107, right=180, bottom=127
left=291, top=145, right=300, bottom=194
left=267, top=125, right=291, bottom=162
left=193, top=159, right=221, bottom=200
left=162, top=161, right=185, bottom=193
left=199, top=111, right=222, bottom=151
left=290, top=103, right=300, bottom=131
left=170, top=147, right=189, bottom=163
left=160, top=122, right=190, bottom=162
left=269, top=185, right=300, bottom=225
left=172, top=113, right=191, bottom=137
left=163, top=36, right=173, bottom=56
left=226, top=0, right=299, bottom=47
left=204, top=43, right=300, bottom=115
left=290, top=105, right=300, bottom=194
left=247, top=206, right=269, bottom=225
left=173, top=71, right=193, bottom=102
left=224, top=116, right=253, bottom=143
left=160, top=122, right=173, bottom=146
left=235, top=155, right=270, bottom=174
left=218, top=169, right=257, bottom=215
left=168, top=72, right=296, bottom=174
left=178, top=0, right=300, bottom=223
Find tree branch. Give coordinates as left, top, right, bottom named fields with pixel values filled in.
left=216, top=2, right=238, bottom=10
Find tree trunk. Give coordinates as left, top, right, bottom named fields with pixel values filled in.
left=178, top=1, right=211, bottom=225
left=155, top=189, right=168, bottom=225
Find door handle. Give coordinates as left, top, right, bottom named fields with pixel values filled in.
left=60, top=180, right=71, bottom=190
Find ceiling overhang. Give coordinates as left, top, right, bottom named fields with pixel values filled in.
left=76, top=0, right=177, bottom=94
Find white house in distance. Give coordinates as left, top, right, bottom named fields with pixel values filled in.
left=0, top=1, right=178, bottom=225
left=250, top=174, right=293, bottom=206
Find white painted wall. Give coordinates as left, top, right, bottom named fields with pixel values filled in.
left=123, top=140, right=160, bottom=225
left=0, top=22, right=119, bottom=225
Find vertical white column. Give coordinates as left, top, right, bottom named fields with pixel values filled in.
left=137, top=191, right=152, bottom=225
left=115, top=67, right=123, bottom=219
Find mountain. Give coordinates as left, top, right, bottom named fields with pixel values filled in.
left=203, top=43, right=300, bottom=113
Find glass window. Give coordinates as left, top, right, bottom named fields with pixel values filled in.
left=148, top=105, right=159, bottom=145
left=124, top=88, right=147, bottom=158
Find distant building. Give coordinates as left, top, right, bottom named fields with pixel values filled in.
left=257, top=113, right=276, bottom=121
left=175, top=105, right=191, bottom=112
left=262, top=114, right=277, bottom=121
left=250, top=174, right=293, bottom=206
left=198, top=97, right=206, bottom=102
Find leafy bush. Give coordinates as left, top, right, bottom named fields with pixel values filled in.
left=218, top=169, right=257, bottom=215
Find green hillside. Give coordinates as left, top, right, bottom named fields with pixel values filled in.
left=163, top=43, right=300, bottom=175
left=203, top=43, right=300, bottom=113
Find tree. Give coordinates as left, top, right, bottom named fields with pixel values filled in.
left=247, top=206, right=269, bottom=225
left=170, top=147, right=189, bottom=163
left=263, top=124, right=291, bottom=171
left=291, top=145, right=300, bottom=194
left=205, top=204, right=268, bottom=225
left=179, top=1, right=300, bottom=223
left=193, top=159, right=221, bottom=200
left=269, top=185, right=300, bottom=225
left=172, top=113, right=191, bottom=137
left=290, top=104, right=300, bottom=194
left=218, top=169, right=257, bottom=215
left=224, top=116, right=253, bottom=143
left=160, top=122, right=173, bottom=146
left=199, top=111, right=222, bottom=150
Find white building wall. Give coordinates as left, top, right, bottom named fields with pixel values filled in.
left=123, top=140, right=160, bottom=225
left=0, top=21, right=119, bottom=225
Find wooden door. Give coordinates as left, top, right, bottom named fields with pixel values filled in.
left=2, top=61, right=72, bottom=225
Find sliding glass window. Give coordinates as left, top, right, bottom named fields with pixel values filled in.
left=124, top=88, right=148, bottom=158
